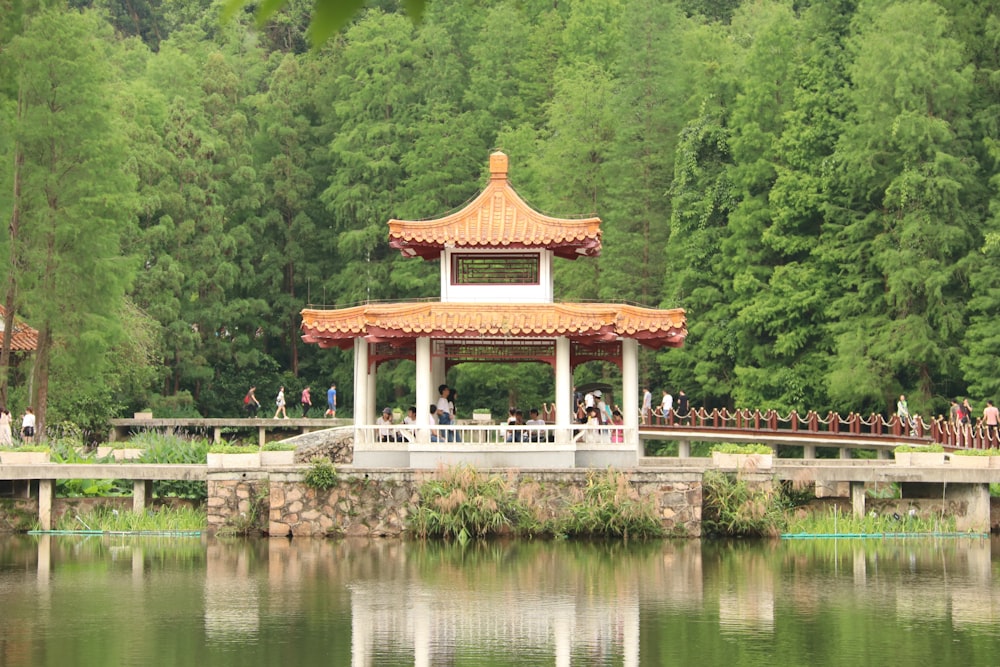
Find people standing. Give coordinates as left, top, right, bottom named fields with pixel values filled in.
left=20, top=407, right=35, bottom=444
left=300, top=386, right=312, bottom=417
left=896, top=394, right=911, bottom=434
left=244, top=386, right=261, bottom=417
left=325, top=383, right=337, bottom=418
left=641, top=386, right=652, bottom=425
left=0, top=408, right=12, bottom=446
left=962, top=398, right=974, bottom=427
left=274, top=386, right=287, bottom=419
left=660, top=390, right=673, bottom=424
left=983, top=400, right=999, bottom=441
left=676, top=390, right=689, bottom=425
left=949, top=398, right=962, bottom=428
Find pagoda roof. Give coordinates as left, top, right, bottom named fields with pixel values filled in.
left=0, top=305, right=37, bottom=352
left=388, top=152, right=602, bottom=260
left=301, top=302, right=686, bottom=350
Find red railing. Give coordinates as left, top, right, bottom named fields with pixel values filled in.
left=641, top=407, right=1000, bottom=449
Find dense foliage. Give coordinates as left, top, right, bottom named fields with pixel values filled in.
left=1, top=0, right=998, bottom=431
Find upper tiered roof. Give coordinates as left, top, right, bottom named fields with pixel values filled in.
left=388, top=152, right=602, bottom=260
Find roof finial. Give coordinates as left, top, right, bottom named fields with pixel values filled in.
left=489, top=151, right=508, bottom=181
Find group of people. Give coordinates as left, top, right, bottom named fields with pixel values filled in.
left=0, top=406, right=35, bottom=446
left=243, top=384, right=338, bottom=419
left=504, top=406, right=557, bottom=442
left=641, top=387, right=690, bottom=425
left=896, top=394, right=1000, bottom=438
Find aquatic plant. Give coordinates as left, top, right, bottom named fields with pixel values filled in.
left=560, top=468, right=664, bottom=540
left=54, top=505, right=205, bottom=532
left=702, top=470, right=788, bottom=538
left=785, top=505, right=957, bottom=535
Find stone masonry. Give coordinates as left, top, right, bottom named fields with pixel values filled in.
left=206, top=468, right=703, bottom=538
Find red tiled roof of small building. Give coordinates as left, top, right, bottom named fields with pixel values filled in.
left=301, top=302, right=686, bottom=350
left=0, top=305, right=38, bottom=351
left=388, top=152, right=602, bottom=260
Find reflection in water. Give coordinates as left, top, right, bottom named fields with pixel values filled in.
left=2, top=535, right=1000, bottom=666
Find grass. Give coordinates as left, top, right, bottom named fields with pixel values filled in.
left=785, top=506, right=957, bottom=535
left=407, top=465, right=664, bottom=542
left=711, top=443, right=773, bottom=455
left=53, top=505, right=205, bottom=532
left=701, top=470, right=787, bottom=538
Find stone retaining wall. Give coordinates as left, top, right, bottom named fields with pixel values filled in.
left=207, top=469, right=704, bottom=538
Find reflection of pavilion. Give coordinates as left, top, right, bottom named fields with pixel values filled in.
left=301, top=153, right=686, bottom=468
left=348, top=581, right=638, bottom=666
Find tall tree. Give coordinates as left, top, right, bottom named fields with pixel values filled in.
left=3, top=8, right=138, bottom=432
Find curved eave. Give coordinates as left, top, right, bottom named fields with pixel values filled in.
left=388, top=180, right=602, bottom=261
left=301, top=303, right=686, bottom=350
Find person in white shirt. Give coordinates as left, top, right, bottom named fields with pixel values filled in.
left=642, top=387, right=652, bottom=425
left=660, top=390, right=673, bottom=423
left=525, top=407, right=547, bottom=442
left=21, top=407, right=36, bottom=443
left=376, top=407, right=396, bottom=442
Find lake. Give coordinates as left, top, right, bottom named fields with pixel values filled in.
left=0, top=534, right=998, bottom=666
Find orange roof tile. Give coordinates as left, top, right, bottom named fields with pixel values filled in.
left=301, top=303, right=686, bottom=350
left=0, top=305, right=37, bottom=352
left=389, top=152, right=602, bottom=260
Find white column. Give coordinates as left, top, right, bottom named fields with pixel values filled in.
left=415, top=337, right=431, bottom=442
left=555, top=337, right=571, bottom=442
left=367, top=361, right=377, bottom=421
left=622, top=338, right=639, bottom=456
left=353, top=338, right=370, bottom=426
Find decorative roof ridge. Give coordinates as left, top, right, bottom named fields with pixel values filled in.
left=388, top=152, right=602, bottom=259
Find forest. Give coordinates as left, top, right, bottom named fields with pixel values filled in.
left=1, top=0, right=998, bottom=433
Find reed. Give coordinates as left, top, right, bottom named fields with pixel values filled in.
left=702, top=470, right=788, bottom=538
left=54, top=505, right=205, bottom=532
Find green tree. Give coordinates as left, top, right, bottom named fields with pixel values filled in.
left=3, top=9, right=138, bottom=432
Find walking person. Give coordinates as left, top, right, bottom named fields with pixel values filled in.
left=325, top=383, right=337, bottom=418
left=274, top=386, right=288, bottom=419
left=641, top=386, right=652, bottom=425
left=0, top=408, right=12, bottom=446
left=300, top=386, right=312, bottom=417
left=244, top=386, right=261, bottom=417
left=660, top=389, right=673, bottom=424
left=20, top=407, right=35, bottom=444
left=676, top=390, right=690, bottom=425
left=983, top=400, right=999, bottom=442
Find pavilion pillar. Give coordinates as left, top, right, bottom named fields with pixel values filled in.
left=622, top=338, right=639, bottom=454
left=555, top=337, right=571, bottom=442
left=353, top=338, right=370, bottom=427
left=367, top=360, right=377, bottom=422
left=415, top=337, right=431, bottom=442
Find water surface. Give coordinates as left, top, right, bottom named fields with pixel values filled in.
left=0, top=535, right=997, bottom=666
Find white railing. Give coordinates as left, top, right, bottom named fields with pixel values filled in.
left=353, top=424, right=632, bottom=450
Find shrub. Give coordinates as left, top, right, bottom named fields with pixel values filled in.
left=559, top=469, right=664, bottom=540
left=262, top=442, right=297, bottom=451
left=702, top=470, right=787, bottom=538
left=953, top=448, right=998, bottom=456
left=408, top=465, right=527, bottom=541
left=711, top=443, right=773, bottom=455
left=303, top=458, right=338, bottom=491
left=208, top=444, right=259, bottom=454
left=894, top=444, right=945, bottom=453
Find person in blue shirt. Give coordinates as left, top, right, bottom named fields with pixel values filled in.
left=325, top=383, right=337, bottom=418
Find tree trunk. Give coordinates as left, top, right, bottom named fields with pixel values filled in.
left=31, top=322, right=51, bottom=438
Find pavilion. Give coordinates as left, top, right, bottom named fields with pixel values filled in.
left=300, top=152, right=686, bottom=467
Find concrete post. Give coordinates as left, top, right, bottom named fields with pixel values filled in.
left=213, top=427, right=222, bottom=444
left=840, top=447, right=851, bottom=460
left=258, top=427, right=266, bottom=448
left=133, top=479, right=153, bottom=513
left=38, top=479, right=54, bottom=530
left=850, top=481, right=866, bottom=519
left=803, top=445, right=816, bottom=459
left=678, top=441, right=691, bottom=458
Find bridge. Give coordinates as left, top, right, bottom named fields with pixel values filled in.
left=638, top=408, right=1000, bottom=454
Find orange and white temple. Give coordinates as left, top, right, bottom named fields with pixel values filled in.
left=301, top=152, right=686, bottom=467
